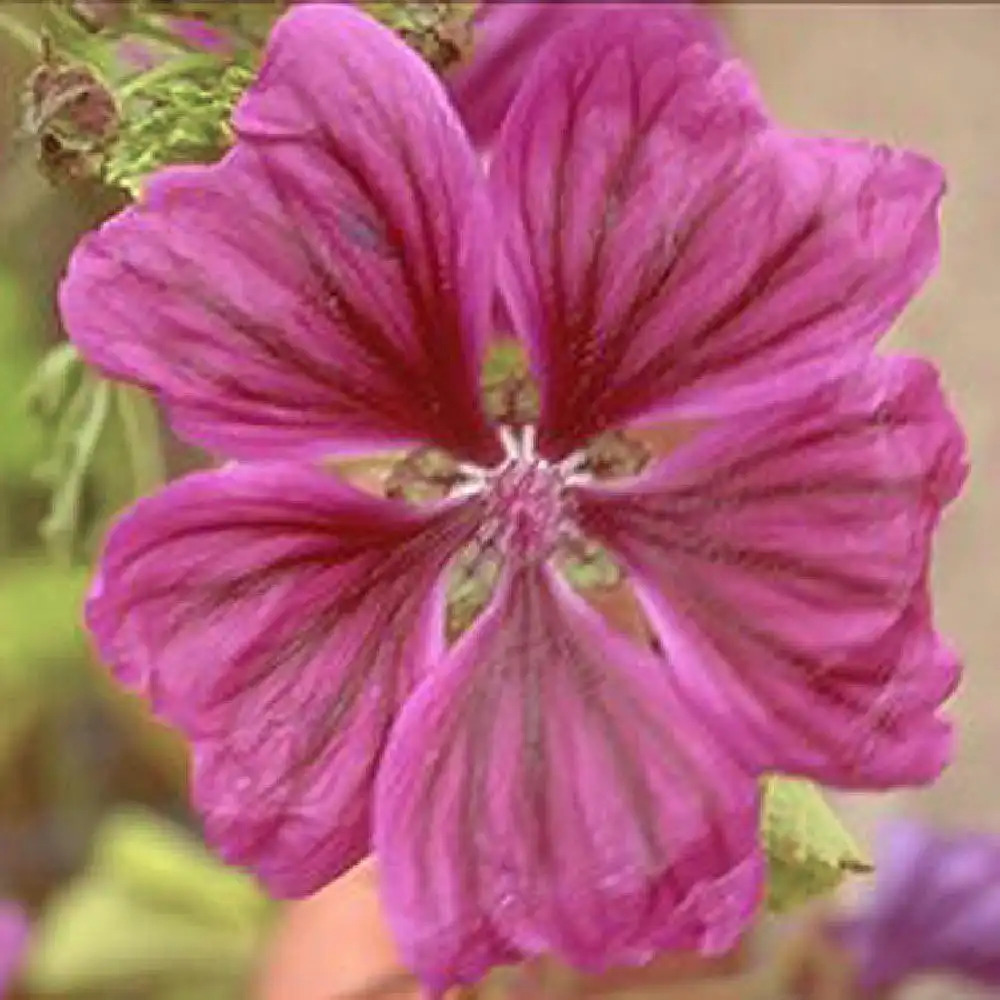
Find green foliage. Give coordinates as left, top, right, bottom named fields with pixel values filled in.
left=105, top=58, right=253, bottom=195
left=0, top=557, right=90, bottom=680
left=3, top=0, right=485, bottom=199
left=21, top=343, right=166, bottom=561
left=25, top=808, right=272, bottom=997
left=0, top=557, right=90, bottom=783
left=0, top=271, right=44, bottom=483
left=23, top=345, right=110, bottom=561
left=31, top=360, right=112, bottom=558
left=763, top=777, right=872, bottom=913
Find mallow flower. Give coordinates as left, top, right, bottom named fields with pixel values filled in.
left=837, top=822, right=1000, bottom=994
left=59, top=3, right=966, bottom=991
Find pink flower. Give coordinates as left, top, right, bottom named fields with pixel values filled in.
left=0, top=903, right=29, bottom=996
left=838, top=822, right=1000, bottom=993
left=59, top=3, right=965, bottom=990
left=448, top=1, right=725, bottom=147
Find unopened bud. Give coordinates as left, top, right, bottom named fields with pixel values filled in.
left=21, top=43, right=119, bottom=183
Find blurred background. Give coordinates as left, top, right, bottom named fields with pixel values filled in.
left=0, top=4, right=273, bottom=997
left=730, top=8, right=1000, bottom=998
left=729, top=0, right=1000, bottom=902
left=1, top=3, right=998, bottom=999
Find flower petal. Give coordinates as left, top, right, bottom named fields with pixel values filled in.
left=375, top=565, right=763, bottom=993
left=87, top=463, right=477, bottom=896
left=491, top=10, right=945, bottom=458
left=575, top=356, right=967, bottom=787
left=61, top=4, right=499, bottom=464
left=449, top=1, right=724, bottom=148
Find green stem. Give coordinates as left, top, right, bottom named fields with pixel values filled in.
left=0, top=9, right=41, bottom=56
left=115, top=384, right=166, bottom=496
left=118, top=50, right=224, bottom=99
left=40, top=375, right=111, bottom=561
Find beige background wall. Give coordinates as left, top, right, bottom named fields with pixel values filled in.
left=730, top=6, right=1000, bottom=997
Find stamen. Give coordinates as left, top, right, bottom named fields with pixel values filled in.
left=521, top=424, right=537, bottom=460
left=456, top=461, right=488, bottom=481
left=558, top=450, right=590, bottom=477
left=499, top=425, right=520, bottom=461
left=449, top=479, right=487, bottom=500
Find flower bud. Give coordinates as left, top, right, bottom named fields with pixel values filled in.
left=21, top=43, right=119, bottom=183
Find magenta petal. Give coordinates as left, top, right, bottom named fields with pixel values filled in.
left=61, top=5, right=499, bottom=464
left=449, top=2, right=724, bottom=148
left=490, top=10, right=945, bottom=458
left=87, top=463, right=477, bottom=896
left=575, top=356, right=967, bottom=788
left=375, top=565, right=763, bottom=993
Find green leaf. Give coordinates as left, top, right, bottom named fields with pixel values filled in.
left=24, top=879, right=256, bottom=993
left=38, top=373, right=112, bottom=559
left=42, top=4, right=122, bottom=75
left=762, top=776, right=872, bottom=913
left=25, top=810, right=272, bottom=997
left=115, top=384, right=166, bottom=495
left=23, top=350, right=167, bottom=557
left=104, top=58, right=253, bottom=195
left=92, top=809, right=271, bottom=934
left=22, top=342, right=82, bottom=421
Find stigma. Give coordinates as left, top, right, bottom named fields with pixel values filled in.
left=454, top=425, right=588, bottom=563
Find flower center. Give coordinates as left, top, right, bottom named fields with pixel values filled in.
left=458, top=426, right=586, bottom=564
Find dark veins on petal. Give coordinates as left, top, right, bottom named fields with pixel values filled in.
left=86, top=53, right=498, bottom=462
left=117, top=495, right=480, bottom=868
left=575, top=395, right=949, bottom=767
left=515, top=37, right=877, bottom=458
left=409, top=567, right=735, bottom=919
left=250, top=62, right=498, bottom=460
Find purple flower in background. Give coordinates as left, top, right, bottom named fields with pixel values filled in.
left=117, top=16, right=234, bottom=70
left=60, top=2, right=964, bottom=990
left=0, top=903, right=29, bottom=996
left=167, top=16, right=233, bottom=53
left=839, top=823, right=1000, bottom=993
